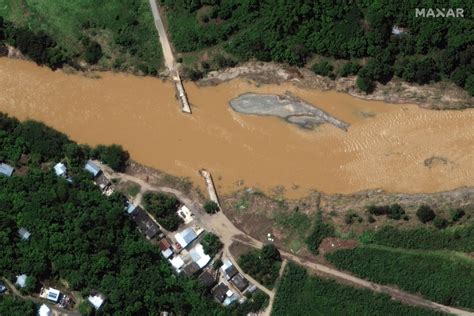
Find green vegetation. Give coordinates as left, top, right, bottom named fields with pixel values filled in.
left=416, top=204, right=436, bottom=223
left=0, top=112, right=224, bottom=314
left=273, top=207, right=311, bottom=235
left=143, top=192, right=183, bottom=231
left=163, top=1, right=474, bottom=95
left=0, top=0, right=162, bottom=74
left=204, top=200, right=219, bottom=214
left=272, top=263, right=441, bottom=316
left=339, top=62, right=361, bottom=77
left=311, top=61, right=334, bottom=78
left=231, top=290, right=269, bottom=315
left=201, top=233, right=223, bottom=258
left=365, top=223, right=474, bottom=252
left=0, top=296, right=35, bottom=316
left=327, top=246, right=474, bottom=309
left=367, top=204, right=406, bottom=220
left=305, top=213, right=335, bottom=254
left=238, top=244, right=281, bottom=289
left=92, top=144, right=129, bottom=172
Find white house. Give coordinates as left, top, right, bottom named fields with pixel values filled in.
left=15, top=274, right=27, bottom=288
left=189, top=244, right=211, bottom=269
left=87, top=294, right=105, bottom=310
left=46, top=288, right=61, bottom=302
left=174, top=228, right=197, bottom=249
left=53, top=163, right=67, bottom=177
left=38, top=304, right=52, bottom=316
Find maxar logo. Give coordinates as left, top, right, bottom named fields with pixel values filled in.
left=415, top=8, right=464, bottom=18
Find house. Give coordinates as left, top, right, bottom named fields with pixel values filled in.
left=174, top=228, right=198, bottom=249
left=221, top=260, right=238, bottom=280
left=212, top=283, right=229, bottom=303
left=46, top=288, right=61, bottom=302
left=131, top=208, right=160, bottom=240
left=87, top=293, right=105, bottom=310
left=38, top=304, right=52, bottom=316
left=0, top=282, right=7, bottom=294
left=95, top=173, right=111, bottom=191
left=169, top=256, right=185, bottom=272
left=15, top=274, right=27, bottom=288
left=53, top=163, right=67, bottom=177
left=189, top=244, right=211, bottom=269
left=18, top=227, right=31, bottom=241
left=84, top=160, right=101, bottom=177
left=177, top=205, right=194, bottom=224
left=0, top=163, right=14, bottom=177
left=182, top=262, right=201, bottom=276
left=126, top=202, right=139, bottom=215
left=159, top=238, right=173, bottom=259
left=230, top=273, right=249, bottom=292
left=392, top=25, right=407, bottom=36
left=198, top=271, right=216, bottom=289
left=223, top=289, right=239, bottom=306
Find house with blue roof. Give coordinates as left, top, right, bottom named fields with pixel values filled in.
left=0, top=163, right=14, bottom=177
left=84, top=160, right=101, bottom=177
left=175, top=228, right=198, bottom=249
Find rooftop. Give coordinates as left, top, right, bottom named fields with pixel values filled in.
left=46, top=288, right=60, bottom=302
left=18, top=227, right=31, bottom=241
left=212, top=283, right=229, bottom=303
left=131, top=208, right=160, bottom=239
left=197, top=271, right=216, bottom=288
left=53, top=162, right=67, bottom=177
left=175, top=228, right=197, bottom=249
left=231, top=273, right=249, bottom=292
left=84, top=160, right=101, bottom=177
left=15, top=274, right=27, bottom=288
left=182, top=262, right=201, bottom=276
left=189, top=243, right=211, bottom=269
left=0, top=163, right=14, bottom=177
left=38, top=304, right=51, bottom=316
left=222, top=260, right=238, bottom=279
left=87, top=294, right=105, bottom=310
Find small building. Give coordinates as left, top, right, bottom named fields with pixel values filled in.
left=198, top=271, right=216, bottom=289
left=221, top=260, right=238, bottom=280
left=0, top=282, right=7, bottom=294
left=46, top=288, right=61, bottom=302
left=131, top=208, right=160, bottom=240
left=230, top=273, right=249, bottom=292
left=126, top=202, right=139, bottom=215
left=169, top=256, right=185, bottom=272
left=189, top=243, right=211, bottom=269
left=182, top=262, right=201, bottom=276
left=18, top=227, right=31, bottom=241
left=392, top=25, right=407, bottom=36
left=84, top=160, right=101, bottom=177
left=0, top=163, right=14, bottom=177
left=95, top=173, right=111, bottom=191
left=223, top=290, right=239, bottom=306
left=212, top=283, right=229, bottom=303
left=53, top=163, right=67, bottom=177
left=87, top=293, right=105, bottom=310
left=159, top=238, right=173, bottom=259
left=15, top=274, right=27, bottom=288
left=174, top=228, right=198, bottom=249
left=177, top=205, right=194, bottom=224
left=38, top=304, right=52, bottom=316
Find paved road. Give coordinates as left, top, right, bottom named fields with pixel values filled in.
left=148, top=0, right=175, bottom=72
left=101, top=165, right=474, bottom=316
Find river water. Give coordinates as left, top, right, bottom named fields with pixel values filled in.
left=1, top=58, right=473, bottom=198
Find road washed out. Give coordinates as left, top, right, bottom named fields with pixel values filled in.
left=1, top=58, right=473, bottom=198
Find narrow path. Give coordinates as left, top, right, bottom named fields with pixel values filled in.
left=101, top=165, right=474, bottom=316
left=262, top=260, right=287, bottom=316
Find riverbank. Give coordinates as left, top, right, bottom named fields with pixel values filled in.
left=199, top=61, right=474, bottom=110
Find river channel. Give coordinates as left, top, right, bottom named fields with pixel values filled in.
left=1, top=58, right=473, bottom=198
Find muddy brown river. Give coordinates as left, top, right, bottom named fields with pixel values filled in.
left=1, top=58, right=473, bottom=198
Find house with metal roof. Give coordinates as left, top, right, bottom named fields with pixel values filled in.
left=159, top=238, right=173, bottom=259
left=189, top=243, right=211, bottom=269
left=175, top=228, right=198, bottom=249
left=221, top=260, right=238, bottom=280
left=18, top=227, right=31, bottom=241
left=15, top=274, right=27, bottom=288
left=84, top=160, right=101, bottom=177
left=0, top=163, right=14, bottom=177
left=87, top=293, right=105, bottom=310
left=231, top=273, right=249, bottom=292
left=198, top=271, right=216, bottom=289
left=212, top=283, right=229, bottom=303
left=53, top=163, right=67, bottom=177
left=46, top=288, right=61, bottom=302
left=131, top=208, right=160, bottom=240
left=38, top=304, right=52, bottom=316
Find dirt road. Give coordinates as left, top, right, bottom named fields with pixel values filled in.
left=148, top=0, right=175, bottom=72
left=100, top=164, right=474, bottom=316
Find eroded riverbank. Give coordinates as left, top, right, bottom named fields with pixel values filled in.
left=1, top=58, right=473, bottom=198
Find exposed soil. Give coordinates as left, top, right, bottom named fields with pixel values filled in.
left=200, top=61, right=474, bottom=110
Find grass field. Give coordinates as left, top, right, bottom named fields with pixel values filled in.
left=272, top=263, right=442, bottom=316
left=0, top=0, right=162, bottom=73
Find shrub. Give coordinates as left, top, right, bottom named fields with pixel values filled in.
left=450, top=208, right=465, bottom=222
left=305, top=214, right=335, bottom=254
left=93, top=144, right=129, bottom=172
left=203, top=200, right=219, bottom=214
left=367, top=204, right=405, bottom=220
left=356, top=75, right=374, bottom=93
left=84, top=40, right=103, bottom=64
left=201, top=233, right=223, bottom=257
left=433, top=217, right=448, bottom=229
left=416, top=205, right=436, bottom=223
left=339, top=62, right=361, bottom=77
left=239, top=244, right=281, bottom=288
left=312, top=61, right=334, bottom=77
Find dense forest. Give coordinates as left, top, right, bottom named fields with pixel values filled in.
left=272, top=263, right=442, bottom=316
left=162, top=0, right=474, bottom=95
left=0, top=0, right=161, bottom=74
left=326, top=246, right=474, bottom=309
left=0, top=113, right=225, bottom=315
